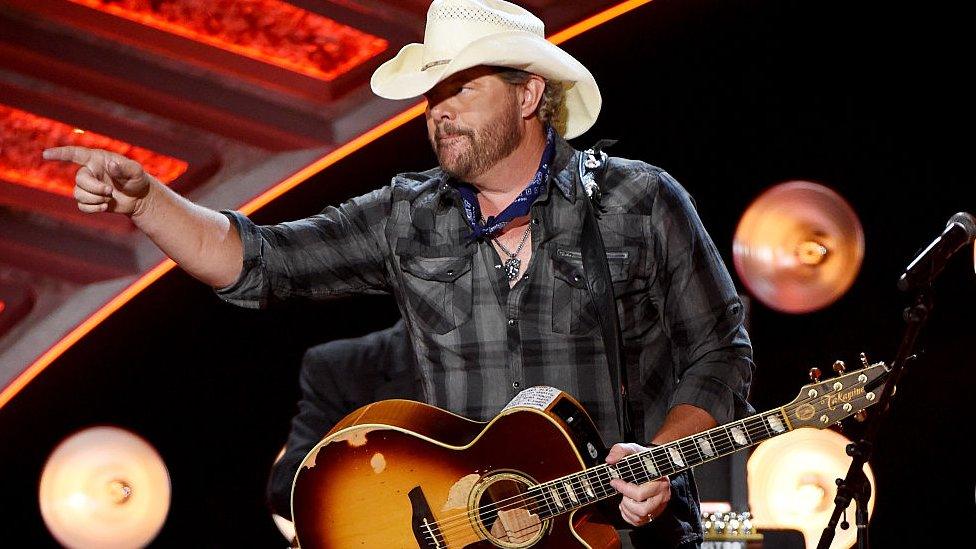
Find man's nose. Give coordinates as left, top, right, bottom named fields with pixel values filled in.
left=428, top=99, right=455, bottom=122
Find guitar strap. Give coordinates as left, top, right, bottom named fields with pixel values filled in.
left=578, top=141, right=643, bottom=444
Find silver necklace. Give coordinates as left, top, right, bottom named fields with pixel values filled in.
left=484, top=218, right=531, bottom=281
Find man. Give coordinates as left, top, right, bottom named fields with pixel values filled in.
left=43, top=1, right=753, bottom=546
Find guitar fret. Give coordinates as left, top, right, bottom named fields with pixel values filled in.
left=594, top=467, right=614, bottom=498
left=652, top=446, right=675, bottom=476
left=765, top=411, right=787, bottom=435
left=641, top=452, right=658, bottom=476
left=569, top=474, right=591, bottom=505
left=729, top=422, right=750, bottom=446
left=666, top=445, right=686, bottom=468
left=757, top=415, right=772, bottom=439
left=549, top=484, right=564, bottom=510
left=562, top=480, right=579, bottom=504
left=683, top=436, right=704, bottom=467
left=579, top=472, right=595, bottom=498
left=697, top=435, right=715, bottom=458
left=531, top=485, right=554, bottom=518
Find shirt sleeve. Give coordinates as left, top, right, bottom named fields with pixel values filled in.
left=649, top=171, right=755, bottom=425
left=215, top=186, right=393, bottom=308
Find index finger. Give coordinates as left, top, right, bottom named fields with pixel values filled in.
left=611, top=477, right=668, bottom=500
left=42, top=146, right=95, bottom=165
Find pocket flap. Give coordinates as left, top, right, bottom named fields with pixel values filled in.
left=551, top=247, right=588, bottom=288
left=552, top=246, right=632, bottom=286
left=399, top=255, right=472, bottom=283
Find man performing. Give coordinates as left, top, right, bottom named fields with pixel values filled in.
left=43, top=1, right=753, bottom=546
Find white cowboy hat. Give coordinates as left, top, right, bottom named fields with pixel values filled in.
left=370, top=0, right=601, bottom=139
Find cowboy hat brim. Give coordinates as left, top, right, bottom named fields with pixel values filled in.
left=371, top=30, right=601, bottom=139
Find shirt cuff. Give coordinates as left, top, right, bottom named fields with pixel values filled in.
left=669, top=375, right=747, bottom=427
left=214, top=210, right=266, bottom=309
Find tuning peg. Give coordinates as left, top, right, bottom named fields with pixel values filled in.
left=859, top=353, right=869, bottom=368
left=855, top=410, right=868, bottom=422
left=833, top=360, right=846, bottom=374
left=809, top=367, right=822, bottom=382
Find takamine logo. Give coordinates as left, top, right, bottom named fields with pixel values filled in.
left=825, top=386, right=865, bottom=410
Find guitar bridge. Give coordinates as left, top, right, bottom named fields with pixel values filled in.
left=409, top=486, right=444, bottom=548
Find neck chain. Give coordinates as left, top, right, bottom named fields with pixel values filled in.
left=483, top=216, right=531, bottom=281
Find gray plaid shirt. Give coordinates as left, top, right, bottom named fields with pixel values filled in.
left=217, top=136, right=753, bottom=446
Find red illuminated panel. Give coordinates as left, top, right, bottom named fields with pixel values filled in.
left=68, top=0, right=388, bottom=82
left=0, top=104, right=188, bottom=198
left=0, top=301, right=5, bottom=315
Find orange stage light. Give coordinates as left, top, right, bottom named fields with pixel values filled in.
left=0, top=301, right=5, bottom=315
left=0, top=104, right=187, bottom=198
left=67, top=0, right=387, bottom=82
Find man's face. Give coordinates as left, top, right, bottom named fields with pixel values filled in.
left=424, top=67, right=523, bottom=182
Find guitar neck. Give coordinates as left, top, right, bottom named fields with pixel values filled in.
left=529, top=408, right=792, bottom=520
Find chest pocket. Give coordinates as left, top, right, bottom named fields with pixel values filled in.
left=550, top=246, right=633, bottom=335
left=399, top=254, right=474, bottom=335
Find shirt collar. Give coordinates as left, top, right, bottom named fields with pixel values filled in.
left=548, top=133, right=579, bottom=203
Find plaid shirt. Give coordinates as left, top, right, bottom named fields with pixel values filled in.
left=218, top=136, right=754, bottom=446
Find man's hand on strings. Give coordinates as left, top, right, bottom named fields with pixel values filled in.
left=606, top=442, right=671, bottom=527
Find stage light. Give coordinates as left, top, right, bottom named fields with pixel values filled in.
left=733, top=181, right=864, bottom=313
left=66, top=0, right=387, bottom=82
left=0, top=104, right=187, bottom=198
left=38, top=426, right=171, bottom=548
left=747, top=429, right=875, bottom=549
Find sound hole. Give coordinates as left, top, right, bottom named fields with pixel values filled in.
left=476, top=474, right=546, bottom=548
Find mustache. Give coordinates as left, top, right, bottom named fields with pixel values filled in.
left=434, top=123, right=475, bottom=140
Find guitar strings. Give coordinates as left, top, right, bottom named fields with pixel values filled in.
left=423, top=382, right=869, bottom=543
left=426, top=410, right=788, bottom=545
left=426, top=390, right=832, bottom=544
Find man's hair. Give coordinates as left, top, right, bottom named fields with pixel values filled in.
left=494, top=68, right=568, bottom=136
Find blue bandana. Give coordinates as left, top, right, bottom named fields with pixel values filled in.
left=456, top=125, right=556, bottom=242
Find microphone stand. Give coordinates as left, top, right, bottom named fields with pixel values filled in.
left=815, top=287, right=933, bottom=549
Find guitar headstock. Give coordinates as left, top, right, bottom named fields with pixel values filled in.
left=784, top=356, right=889, bottom=429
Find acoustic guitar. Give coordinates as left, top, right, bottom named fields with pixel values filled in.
left=292, top=359, right=887, bottom=548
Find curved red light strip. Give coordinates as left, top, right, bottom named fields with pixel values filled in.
left=0, top=0, right=655, bottom=410
left=0, top=104, right=187, bottom=197
left=67, top=0, right=387, bottom=82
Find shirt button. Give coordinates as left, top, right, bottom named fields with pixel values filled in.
left=507, top=318, right=517, bottom=327
left=531, top=218, right=540, bottom=225
left=513, top=381, right=521, bottom=389
left=573, top=274, right=583, bottom=283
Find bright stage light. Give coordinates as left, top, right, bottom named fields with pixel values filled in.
left=748, top=429, right=875, bottom=549
left=38, top=426, right=171, bottom=548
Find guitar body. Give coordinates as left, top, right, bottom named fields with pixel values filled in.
left=292, top=391, right=620, bottom=549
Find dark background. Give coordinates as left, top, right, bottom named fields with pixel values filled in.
left=1, top=0, right=973, bottom=546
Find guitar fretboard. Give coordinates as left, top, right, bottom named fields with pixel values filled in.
left=524, top=409, right=791, bottom=520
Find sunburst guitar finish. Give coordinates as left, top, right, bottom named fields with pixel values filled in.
left=292, top=390, right=619, bottom=548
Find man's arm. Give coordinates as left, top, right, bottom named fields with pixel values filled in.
left=608, top=169, right=754, bottom=531
left=43, top=146, right=243, bottom=287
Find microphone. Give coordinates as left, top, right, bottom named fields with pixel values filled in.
left=898, top=212, right=976, bottom=291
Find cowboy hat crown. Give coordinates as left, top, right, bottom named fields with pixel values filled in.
left=370, top=0, right=601, bottom=138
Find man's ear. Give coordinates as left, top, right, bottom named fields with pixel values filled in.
left=519, top=75, right=546, bottom=119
